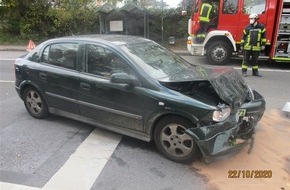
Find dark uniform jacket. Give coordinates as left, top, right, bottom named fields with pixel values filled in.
left=241, top=23, right=266, bottom=51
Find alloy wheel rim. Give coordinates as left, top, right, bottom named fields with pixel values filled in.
left=26, top=90, right=42, bottom=114
left=160, top=123, right=193, bottom=158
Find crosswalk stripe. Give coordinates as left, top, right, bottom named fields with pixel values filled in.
left=0, top=182, right=40, bottom=190
left=43, top=128, right=122, bottom=190
left=0, top=128, right=122, bottom=190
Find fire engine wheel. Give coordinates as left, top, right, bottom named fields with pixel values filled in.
left=206, top=41, right=232, bottom=65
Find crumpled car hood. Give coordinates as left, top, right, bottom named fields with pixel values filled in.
left=159, top=66, right=249, bottom=107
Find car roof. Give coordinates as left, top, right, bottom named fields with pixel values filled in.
left=50, top=35, right=152, bottom=46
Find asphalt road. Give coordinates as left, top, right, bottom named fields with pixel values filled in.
left=1, top=51, right=289, bottom=190
left=0, top=51, right=208, bottom=190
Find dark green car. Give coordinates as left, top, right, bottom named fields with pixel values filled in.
left=15, top=35, right=265, bottom=163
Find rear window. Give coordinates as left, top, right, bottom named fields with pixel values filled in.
left=41, top=43, right=78, bottom=70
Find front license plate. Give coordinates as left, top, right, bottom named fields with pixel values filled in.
left=237, top=109, right=247, bottom=117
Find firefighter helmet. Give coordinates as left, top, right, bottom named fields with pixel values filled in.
left=249, top=13, right=259, bottom=20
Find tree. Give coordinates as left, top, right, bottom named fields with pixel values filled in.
left=51, top=0, right=99, bottom=37
left=0, top=0, right=190, bottom=43
left=0, top=0, right=52, bottom=37
left=0, top=0, right=99, bottom=41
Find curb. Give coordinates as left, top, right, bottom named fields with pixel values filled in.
left=0, top=46, right=191, bottom=55
left=0, top=46, right=26, bottom=51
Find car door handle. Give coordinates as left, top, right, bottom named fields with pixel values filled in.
left=39, top=72, right=47, bottom=80
left=80, top=82, right=90, bottom=90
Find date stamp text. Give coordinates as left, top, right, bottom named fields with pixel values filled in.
left=228, top=170, right=272, bottom=178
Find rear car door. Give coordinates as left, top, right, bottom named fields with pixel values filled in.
left=37, top=42, right=80, bottom=114
left=78, top=43, right=145, bottom=132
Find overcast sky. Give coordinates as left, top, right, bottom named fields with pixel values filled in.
left=164, top=0, right=181, bottom=8
left=117, top=1, right=182, bottom=8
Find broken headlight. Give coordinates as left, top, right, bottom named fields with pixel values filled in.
left=246, top=85, right=254, bottom=101
left=212, top=103, right=231, bottom=122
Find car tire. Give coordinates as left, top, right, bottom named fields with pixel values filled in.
left=206, top=40, right=232, bottom=65
left=23, top=87, right=48, bottom=119
left=154, top=116, right=199, bottom=163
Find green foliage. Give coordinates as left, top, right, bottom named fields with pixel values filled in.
left=0, top=0, right=100, bottom=42
left=148, top=6, right=191, bottom=42
left=49, top=8, right=99, bottom=37
left=163, top=8, right=190, bottom=38
left=19, top=3, right=53, bottom=41
left=0, top=0, right=191, bottom=44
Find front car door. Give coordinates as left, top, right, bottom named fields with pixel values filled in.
left=78, top=43, right=145, bottom=132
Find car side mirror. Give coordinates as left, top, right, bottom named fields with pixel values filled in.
left=110, top=73, right=140, bottom=86
left=28, top=52, right=40, bottom=62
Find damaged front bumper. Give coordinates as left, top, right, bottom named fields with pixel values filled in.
left=186, top=90, right=265, bottom=163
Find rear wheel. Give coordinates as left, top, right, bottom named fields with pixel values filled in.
left=154, top=116, right=199, bottom=163
left=206, top=40, right=232, bottom=65
left=23, top=87, right=48, bottom=119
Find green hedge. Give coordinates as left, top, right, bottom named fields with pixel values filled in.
left=0, top=2, right=191, bottom=44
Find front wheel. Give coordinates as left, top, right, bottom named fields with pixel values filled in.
left=23, top=87, right=48, bottom=119
left=154, top=116, right=199, bottom=163
left=206, top=40, right=232, bottom=65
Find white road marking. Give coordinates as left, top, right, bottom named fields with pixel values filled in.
left=43, top=128, right=122, bottom=190
left=0, top=80, right=14, bottom=83
left=0, top=182, right=40, bottom=190
left=0, top=59, right=16, bottom=61
left=233, top=67, right=290, bottom=72
left=0, top=128, right=122, bottom=190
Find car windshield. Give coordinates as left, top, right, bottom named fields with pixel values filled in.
left=120, top=41, right=194, bottom=80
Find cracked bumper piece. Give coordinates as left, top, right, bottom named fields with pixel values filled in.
left=188, top=123, right=255, bottom=163
left=186, top=91, right=265, bottom=163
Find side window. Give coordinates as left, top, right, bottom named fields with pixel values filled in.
left=243, top=0, right=266, bottom=14
left=222, top=0, right=238, bottom=14
left=86, top=44, right=131, bottom=78
left=41, top=43, right=78, bottom=70
left=42, top=46, right=49, bottom=63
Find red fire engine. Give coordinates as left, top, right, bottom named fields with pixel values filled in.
left=187, top=0, right=290, bottom=64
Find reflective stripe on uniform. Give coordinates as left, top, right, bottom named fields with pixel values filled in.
left=197, top=34, right=206, bottom=38
left=200, top=3, right=212, bottom=23
left=242, top=23, right=266, bottom=51
left=242, top=65, right=248, bottom=69
left=242, top=61, right=248, bottom=69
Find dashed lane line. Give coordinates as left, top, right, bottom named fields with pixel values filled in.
left=233, top=67, right=290, bottom=72
left=0, top=128, right=122, bottom=190
left=0, top=59, right=17, bottom=61
left=0, top=80, right=14, bottom=83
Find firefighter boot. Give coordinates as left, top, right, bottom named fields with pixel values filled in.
left=242, top=68, right=247, bottom=77
left=253, top=69, right=262, bottom=77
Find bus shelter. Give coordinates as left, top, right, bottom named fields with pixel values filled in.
left=97, top=3, right=150, bottom=38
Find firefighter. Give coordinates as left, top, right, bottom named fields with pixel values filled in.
left=196, top=1, right=213, bottom=43
left=241, top=13, right=266, bottom=77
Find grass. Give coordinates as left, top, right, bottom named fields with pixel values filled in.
left=0, top=32, right=30, bottom=45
